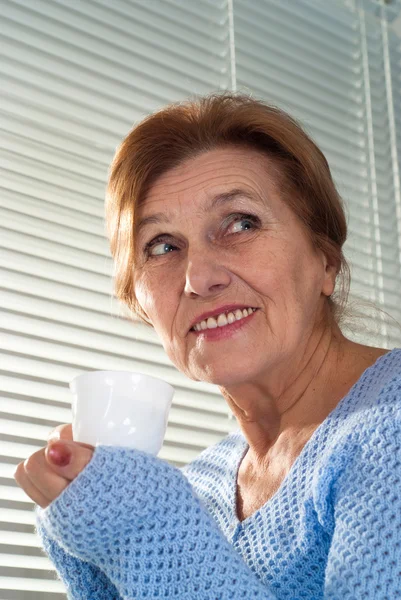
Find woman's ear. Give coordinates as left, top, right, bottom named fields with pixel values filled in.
left=321, top=255, right=338, bottom=297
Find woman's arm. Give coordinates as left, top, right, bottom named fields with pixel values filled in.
left=36, top=445, right=277, bottom=600
left=36, top=517, right=122, bottom=600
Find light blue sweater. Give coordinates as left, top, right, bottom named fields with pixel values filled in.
left=36, top=348, right=401, bottom=599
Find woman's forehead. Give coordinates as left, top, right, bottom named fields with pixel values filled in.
left=140, top=148, right=278, bottom=210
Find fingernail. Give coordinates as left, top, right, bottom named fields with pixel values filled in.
left=48, top=444, right=71, bottom=467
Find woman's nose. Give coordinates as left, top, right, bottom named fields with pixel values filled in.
left=184, top=253, right=232, bottom=298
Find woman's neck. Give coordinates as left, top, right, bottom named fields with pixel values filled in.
left=220, top=327, right=387, bottom=464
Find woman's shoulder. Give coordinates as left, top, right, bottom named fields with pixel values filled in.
left=315, top=347, right=401, bottom=476
left=324, top=347, right=401, bottom=445
left=312, top=349, right=401, bottom=529
left=351, top=346, right=401, bottom=414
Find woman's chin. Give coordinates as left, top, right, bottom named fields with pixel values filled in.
left=194, top=363, right=262, bottom=388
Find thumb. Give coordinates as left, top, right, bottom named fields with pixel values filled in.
left=46, top=440, right=94, bottom=481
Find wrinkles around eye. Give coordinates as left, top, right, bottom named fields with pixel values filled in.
left=143, top=213, right=261, bottom=259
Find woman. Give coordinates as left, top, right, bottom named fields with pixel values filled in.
left=14, top=92, right=401, bottom=599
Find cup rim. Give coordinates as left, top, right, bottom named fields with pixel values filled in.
left=69, top=370, right=174, bottom=392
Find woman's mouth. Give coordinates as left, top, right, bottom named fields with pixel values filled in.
left=190, top=308, right=258, bottom=341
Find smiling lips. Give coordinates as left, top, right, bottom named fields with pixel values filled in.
left=191, top=307, right=257, bottom=331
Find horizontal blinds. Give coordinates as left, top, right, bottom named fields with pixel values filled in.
left=344, top=0, right=401, bottom=347
left=234, top=0, right=401, bottom=348
left=0, top=1, right=232, bottom=597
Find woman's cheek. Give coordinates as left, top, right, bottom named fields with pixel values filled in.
left=135, top=270, right=179, bottom=337
left=134, top=274, right=159, bottom=323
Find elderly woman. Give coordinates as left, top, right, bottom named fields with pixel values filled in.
left=15, top=93, right=401, bottom=599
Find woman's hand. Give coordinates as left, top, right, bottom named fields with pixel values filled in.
left=13, top=424, right=95, bottom=508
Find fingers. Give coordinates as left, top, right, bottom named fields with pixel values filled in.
left=45, top=440, right=94, bottom=481
left=13, top=440, right=95, bottom=509
left=47, top=423, right=72, bottom=442
left=14, top=448, right=69, bottom=509
left=14, top=470, right=52, bottom=509
left=47, top=424, right=95, bottom=451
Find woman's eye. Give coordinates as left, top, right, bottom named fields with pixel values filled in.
left=143, top=214, right=259, bottom=259
left=151, top=243, right=175, bottom=256
left=227, top=214, right=259, bottom=234
left=144, top=237, right=177, bottom=258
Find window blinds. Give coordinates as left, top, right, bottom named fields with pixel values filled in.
left=0, top=0, right=234, bottom=596
left=0, top=0, right=400, bottom=597
left=234, top=0, right=401, bottom=347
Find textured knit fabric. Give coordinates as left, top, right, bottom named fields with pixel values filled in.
left=35, top=348, right=401, bottom=599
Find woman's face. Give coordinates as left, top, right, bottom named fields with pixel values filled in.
left=134, top=147, right=336, bottom=386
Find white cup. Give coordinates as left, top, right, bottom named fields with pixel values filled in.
left=69, top=370, right=174, bottom=455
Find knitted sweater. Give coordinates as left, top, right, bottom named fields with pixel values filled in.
left=35, top=348, right=401, bottom=599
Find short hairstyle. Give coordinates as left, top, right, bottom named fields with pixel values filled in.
left=106, top=91, right=349, bottom=326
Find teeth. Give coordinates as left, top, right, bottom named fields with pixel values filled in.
left=217, top=313, right=228, bottom=327
left=193, top=308, right=256, bottom=331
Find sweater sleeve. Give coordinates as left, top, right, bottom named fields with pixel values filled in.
left=322, top=395, right=401, bottom=598
left=35, top=445, right=277, bottom=600
left=35, top=516, right=122, bottom=599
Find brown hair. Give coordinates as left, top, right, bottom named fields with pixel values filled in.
left=106, top=91, right=350, bottom=327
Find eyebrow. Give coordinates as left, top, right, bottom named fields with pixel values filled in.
left=135, top=188, right=264, bottom=235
